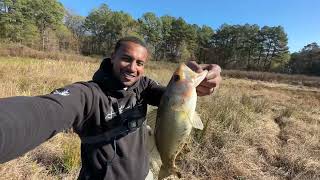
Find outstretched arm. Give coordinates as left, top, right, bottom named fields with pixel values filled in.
left=0, top=83, right=94, bottom=163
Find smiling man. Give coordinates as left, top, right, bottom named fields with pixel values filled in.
left=110, top=39, right=148, bottom=87
left=0, top=36, right=221, bottom=180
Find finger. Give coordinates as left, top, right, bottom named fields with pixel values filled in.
left=186, top=61, right=203, bottom=73
left=200, top=80, right=217, bottom=89
left=196, top=86, right=214, bottom=95
left=202, top=75, right=221, bottom=87
left=205, top=64, right=222, bottom=80
left=201, top=64, right=222, bottom=72
left=196, top=85, right=214, bottom=96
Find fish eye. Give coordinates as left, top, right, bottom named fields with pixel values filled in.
left=173, top=74, right=180, bottom=81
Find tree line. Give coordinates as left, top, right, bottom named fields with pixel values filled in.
left=0, top=0, right=319, bottom=76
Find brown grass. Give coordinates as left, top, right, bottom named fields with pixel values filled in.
left=223, top=69, right=320, bottom=88
left=0, top=57, right=99, bottom=97
left=0, top=56, right=319, bottom=180
left=176, top=79, right=320, bottom=180
left=0, top=43, right=99, bottom=62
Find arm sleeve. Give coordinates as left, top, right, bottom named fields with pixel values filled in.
left=0, top=83, right=94, bottom=163
left=143, top=78, right=166, bottom=106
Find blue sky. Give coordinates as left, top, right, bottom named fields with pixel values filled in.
left=59, top=0, right=320, bottom=53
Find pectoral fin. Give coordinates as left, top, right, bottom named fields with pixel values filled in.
left=189, top=112, right=204, bottom=130
left=177, top=108, right=204, bottom=130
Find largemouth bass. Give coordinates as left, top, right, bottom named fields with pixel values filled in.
left=150, top=63, right=207, bottom=180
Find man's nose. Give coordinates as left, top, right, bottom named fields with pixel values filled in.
left=128, top=61, right=137, bottom=72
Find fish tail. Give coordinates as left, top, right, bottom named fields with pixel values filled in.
left=158, top=165, right=171, bottom=180
left=158, top=165, right=181, bottom=180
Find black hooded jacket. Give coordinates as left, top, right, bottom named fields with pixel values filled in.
left=0, top=58, right=165, bottom=179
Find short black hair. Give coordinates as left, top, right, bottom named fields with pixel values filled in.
left=114, top=36, right=148, bottom=53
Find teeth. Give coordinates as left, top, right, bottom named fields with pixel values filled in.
left=123, top=72, right=135, bottom=78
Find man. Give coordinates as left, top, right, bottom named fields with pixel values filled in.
left=0, top=36, right=221, bottom=179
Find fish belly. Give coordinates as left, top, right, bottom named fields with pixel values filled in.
left=156, top=107, right=192, bottom=168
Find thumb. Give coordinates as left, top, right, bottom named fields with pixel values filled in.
left=186, top=61, right=203, bottom=73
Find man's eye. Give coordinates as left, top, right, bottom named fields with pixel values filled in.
left=122, top=57, right=130, bottom=62
left=137, top=62, right=144, bottom=67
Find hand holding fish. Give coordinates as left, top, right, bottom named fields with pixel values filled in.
left=186, top=61, right=222, bottom=96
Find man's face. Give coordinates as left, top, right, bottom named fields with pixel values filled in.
left=111, top=42, right=148, bottom=87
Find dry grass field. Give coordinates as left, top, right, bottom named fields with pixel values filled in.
left=0, top=56, right=319, bottom=180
